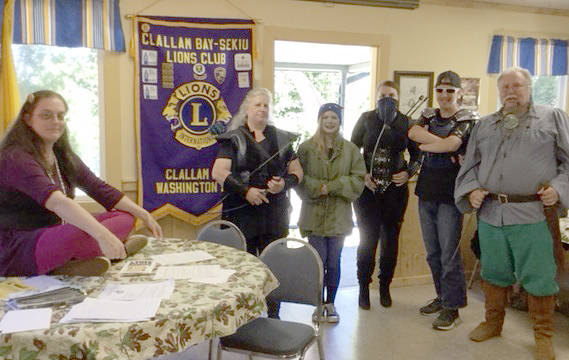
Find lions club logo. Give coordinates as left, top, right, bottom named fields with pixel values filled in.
left=162, top=81, right=231, bottom=149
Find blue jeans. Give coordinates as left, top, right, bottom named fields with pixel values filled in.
left=308, top=235, right=345, bottom=303
left=418, top=200, right=467, bottom=309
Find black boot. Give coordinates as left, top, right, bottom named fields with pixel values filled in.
left=359, top=284, right=370, bottom=310
left=379, top=284, right=392, bottom=308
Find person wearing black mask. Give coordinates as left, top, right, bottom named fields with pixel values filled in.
left=351, top=81, right=421, bottom=310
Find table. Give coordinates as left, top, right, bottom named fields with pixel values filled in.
left=0, top=238, right=279, bottom=360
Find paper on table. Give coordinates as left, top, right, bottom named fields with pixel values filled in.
left=151, top=250, right=215, bottom=265
left=60, top=298, right=162, bottom=323
left=0, top=308, right=52, bottom=333
left=22, top=275, right=65, bottom=291
left=154, top=265, right=236, bottom=283
left=98, top=280, right=174, bottom=300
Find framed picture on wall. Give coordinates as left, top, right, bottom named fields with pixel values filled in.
left=394, top=71, right=434, bottom=118
left=460, top=77, right=480, bottom=111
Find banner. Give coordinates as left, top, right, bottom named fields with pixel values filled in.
left=134, top=16, right=254, bottom=225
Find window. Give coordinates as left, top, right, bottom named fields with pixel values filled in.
left=12, top=44, right=101, bottom=177
left=532, top=75, right=567, bottom=109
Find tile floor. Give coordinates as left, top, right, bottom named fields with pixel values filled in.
left=163, top=282, right=569, bottom=360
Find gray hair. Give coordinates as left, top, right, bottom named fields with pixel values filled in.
left=229, top=87, right=273, bottom=131
left=498, top=67, right=532, bottom=88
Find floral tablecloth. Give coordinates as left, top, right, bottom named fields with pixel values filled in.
left=0, top=238, right=279, bottom=360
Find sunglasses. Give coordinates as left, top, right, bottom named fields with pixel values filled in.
left=435, top=88, right=459, bottom=94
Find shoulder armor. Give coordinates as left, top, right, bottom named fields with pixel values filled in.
left=421, top=107, right=437, bottom=119
left=454, top=109, right=481, bottom=122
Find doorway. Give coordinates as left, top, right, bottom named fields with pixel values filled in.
left=273, top=40, right=374, bottom=287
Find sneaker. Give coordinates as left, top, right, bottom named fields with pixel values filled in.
left=432, top=309, right=460, bottom=331
left=51, top=256, right=111, bottom=276
left=124, top=235, right=149, bottom=256
left=312, top=306, right=326, bottom=323
left=420, top=298, right=443, bottom=315
left=325, top=303, right=340, bottom=323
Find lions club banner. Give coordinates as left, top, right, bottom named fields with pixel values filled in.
left=134, top=16, right=254, bottom=224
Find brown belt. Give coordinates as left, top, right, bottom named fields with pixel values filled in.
left=488, top=193, right=540, bottom=203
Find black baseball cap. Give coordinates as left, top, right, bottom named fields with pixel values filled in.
left=436, top=71, right=461, bottom=88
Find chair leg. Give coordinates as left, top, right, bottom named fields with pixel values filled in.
left=317, top=337, right=326, bottom=360
left=216, top=344, right=222, bottom=360
left=208, top=339, right=214, bottom=360
left=468, top=259, right=480, bottom=289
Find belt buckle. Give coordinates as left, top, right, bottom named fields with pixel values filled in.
left=498, top=193, right=508, bottom=203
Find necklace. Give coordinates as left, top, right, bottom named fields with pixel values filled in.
left=46, top=155, right=67, bottom=224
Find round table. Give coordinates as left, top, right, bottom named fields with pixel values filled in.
left=0, top=238, right=279, bottom=359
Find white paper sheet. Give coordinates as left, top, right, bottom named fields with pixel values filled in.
left=22, top=276, right=65, bottom=291
left=0, top=308, right=52, bottom=333
left=60, top=298, right=161, bottom=323
left=153, top=265, right=235, bottom=283
left=98, top=280, right=174, bottom=300
left=151, top=250, right=215, bottom=265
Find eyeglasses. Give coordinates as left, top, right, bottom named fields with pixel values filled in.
left=435, top=88, right=459, bottom=94
left=37, top=110, right=67, bottom=122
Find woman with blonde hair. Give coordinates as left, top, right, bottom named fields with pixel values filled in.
left=296, top=103, right=365, bottom=323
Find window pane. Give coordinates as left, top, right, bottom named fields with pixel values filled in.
left=532, top=75, right=567, bottom=109
left=11, top=45, right=101, bottom=176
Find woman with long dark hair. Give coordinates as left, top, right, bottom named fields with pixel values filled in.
left=0, top=90, right=162, bottom=276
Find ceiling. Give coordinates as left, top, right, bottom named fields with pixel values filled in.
left=478, top=0, right=569, bottom=10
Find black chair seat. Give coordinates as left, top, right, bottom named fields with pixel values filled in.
left=219, top=317, right=315, bottom=356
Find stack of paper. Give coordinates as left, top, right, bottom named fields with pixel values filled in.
left=154, top=264, right=235, bottom=283
left=60, top=298, right=161, bottom=323
left=0, top=308, right=52, bottom=333
left=151, top=250, right=215, bottom=265
left=98, top=280, right=175, bottom=300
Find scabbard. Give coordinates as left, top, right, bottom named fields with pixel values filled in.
left=543, top=204, right=565, bottom=270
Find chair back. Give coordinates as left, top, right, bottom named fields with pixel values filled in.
left=260, top=238, right=324, bottom=307
left=196, top=220, right=247, bottom=251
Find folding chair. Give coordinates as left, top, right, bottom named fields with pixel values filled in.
left=216, top=238, right=325, bottom=360
left=196, top=219, right=247, bottom=251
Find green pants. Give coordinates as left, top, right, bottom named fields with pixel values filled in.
left=478, top=220, right=558, bottom=296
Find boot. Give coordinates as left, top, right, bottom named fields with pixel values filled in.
left=359, top=284, right=370, bottom=310
left=528, top=295, right=556, bottom=360
left=379, top=284, right=392, bottom=308
left=469, top=281, right=508, bottom=342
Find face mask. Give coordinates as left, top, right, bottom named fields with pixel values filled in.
left=376, top=97, right=397, bottom=126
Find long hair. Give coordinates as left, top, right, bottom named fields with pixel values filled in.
left=0, top=90, right=77, bottom=179
left=229, top=87, right=273, bottom=131
left=311, top=110, right=341, bottom=155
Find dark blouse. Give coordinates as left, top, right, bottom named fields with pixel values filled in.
left=216, top=124, right=296, bottom=240
left=0, top=147, right=124, bottom=275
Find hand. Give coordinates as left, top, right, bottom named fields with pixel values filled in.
left=96, top=231, right=127, bottom=260
left=141, top=212, right=163, bottom=239
left=320, top=183, right=328, bottom=196
left=266, top=176, right=285, bottom=194
left=468, top=188, right=489, bottom=209
left=364, top=173, right=377, bottom=192
left=450, top=154, right=464, bottom=166
left=245, top=187, right=269, bottom=206
left=538, top=186, right=559, bottom=206
left=391, top=171, right=409, bottom=186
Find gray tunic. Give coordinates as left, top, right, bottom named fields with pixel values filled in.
left=454, top=104, right=569, bottom=226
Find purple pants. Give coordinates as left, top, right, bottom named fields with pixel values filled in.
left=34, top=211, right=135, bottom=274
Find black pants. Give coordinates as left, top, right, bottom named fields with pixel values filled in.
left=354, top=184, right=408, bottom=287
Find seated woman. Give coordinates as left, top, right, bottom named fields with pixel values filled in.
left=297, top=103, right=365, bottom=323
left=0, top=90, right=162, bottom=276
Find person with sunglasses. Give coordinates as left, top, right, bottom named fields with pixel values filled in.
left=0, top=90, right=163, bottom=277
left=455, top=67, right=569, bottom=360
left=351, top=81, right=421, bottom=310
left=408, top=71, right=478, bottom=330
